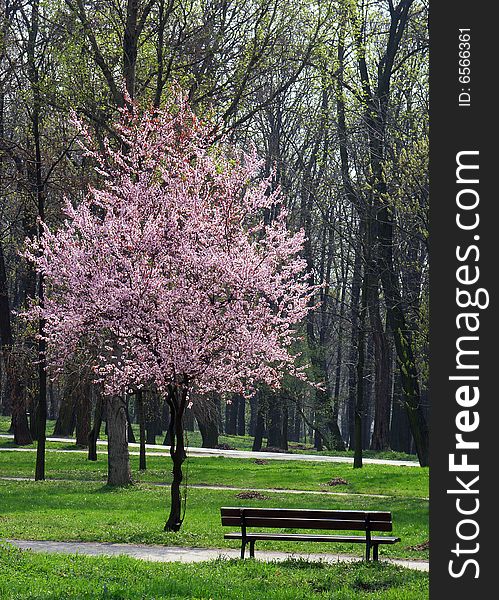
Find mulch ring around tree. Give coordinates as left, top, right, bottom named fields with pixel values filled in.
left=234, top=491, right=270, bottom=500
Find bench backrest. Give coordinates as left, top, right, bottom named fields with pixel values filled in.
left=220, top=507, right=393, bottom=532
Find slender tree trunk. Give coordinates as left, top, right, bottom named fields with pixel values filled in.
left=106, top=395, right=132, bottom=486
left=293, top=402, right=302, bottom=442
left=28, top=0, right=47, bottom=481
left=354, top=271, right=368, bottom=468
left=328, top=274, right=347, bottom=451
left=252, top=393, right=265, bottom=451
left=136, top=390, right=146, bottom=470
left=125, top=396, right=136, bottom=444
left=164, top=378, right=188, bottom=532
left=236, top=395, right=245, bottom=437
left=281, top=402, right=288, bottom=452
left=88, top=390, right=103, bottom=461
left=249, top=394, right=258, bottom=437
left=347, top=248, right=362, bottom=449
left=362, top=337, right=374, bottom=450
left=47, top=381, right=56, bottom=420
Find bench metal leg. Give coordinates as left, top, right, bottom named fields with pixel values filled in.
left=365, top=542, right=371, bottom=561
left=373, top=544, right=379, bottom=561
left=241, top=542, right=246, bottom=559
left=249, top=541, right=255, bottom=558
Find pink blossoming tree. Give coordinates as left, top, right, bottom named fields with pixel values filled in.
left=27, top=93, right=315, bottom=531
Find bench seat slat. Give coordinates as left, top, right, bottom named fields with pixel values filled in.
left=221, top=516, right=392, bottom=532
left=221, top=507, right=392, bottom=521
left=224, top=532, right=401, bottom=544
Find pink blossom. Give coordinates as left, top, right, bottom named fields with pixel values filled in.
left=26, top=93, right=316, bottom=398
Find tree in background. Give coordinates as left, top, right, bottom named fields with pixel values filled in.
left=1, top=0, right=429, bottom=469
left=26, top=92, right=316, bottom=530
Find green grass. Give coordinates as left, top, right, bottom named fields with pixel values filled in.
left=0, top=415, right=418, bottom=461
left=0, top=479, right=428, bottom=559
left=0, top=443, right=428, bottom=498
left=0, top=544, right=429, bottom=599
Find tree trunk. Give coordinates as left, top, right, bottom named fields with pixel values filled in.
left=370, top=323, right=392, bottom=450
left=1, top=279, right=32, bottom=444
left=194, top=395, right=219, bottom=448
left=314, top=427, right=323, bottom=451
left=390, top=370, right=412, bottom=453
left=183, top=405, right=194, bottom=432
left=11, top=395, right=33, bottom=445
left=281, top=402, right=288, bottom=452
left=75, top=379, right=91, bottom=448
left=354, top=272, right=368, bottom=469
left=164, top=378, right=188, bottom=532
left=198, top=418, right=219, bottom=448
left=125, top=396, right=136, bottom=444
left=328, top=277, right=347, bottom=451
left=88, top=390, right=103, bottom=461
left=136, top=390, right=146, bottom=470
left=236, top=394, right=245, bottom=436
left=249, top=394, right=258, bottom=437
left=27, top=0, right=47, bottom=481
left=347, top=243, right=362, bottom=449
left=123, top=0, right=139, bottom=99
left=53, top=394, right=76, bottom=437
left=362, top=340, right=374, bottom=450
left=145, top=392, right=162, bottom=444
left=106, top=395, right=132, bottom=486
left=252, top=393, right=265, bottom=451
left=267, top=396, right=283, bottom=448
left=225, top=396, right=238, bottom=435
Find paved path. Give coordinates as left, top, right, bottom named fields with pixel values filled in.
left=0, top=434, right=419, bottom=467
left=5, top=539, right=428, bottom=572
left=2, top=476, right=428, bottom=500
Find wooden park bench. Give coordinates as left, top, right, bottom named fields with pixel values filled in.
left=221, top=507, right=400, bottom=561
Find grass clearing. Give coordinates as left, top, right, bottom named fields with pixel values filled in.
left=0, top=479, right=428, bottom=559
left=0, top=415, right=418, bottom=461
left=0, top=444, right=428, bottom=498
left=0, top=544, right=428, bottom=599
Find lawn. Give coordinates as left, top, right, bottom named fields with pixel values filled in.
left=0, top=544, right=429, bottom=600
left=0, top=443, right=428, bottom=498
left=0, top=479, right=428, bottom=559
left=0, top=415, right=418, bottom=461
